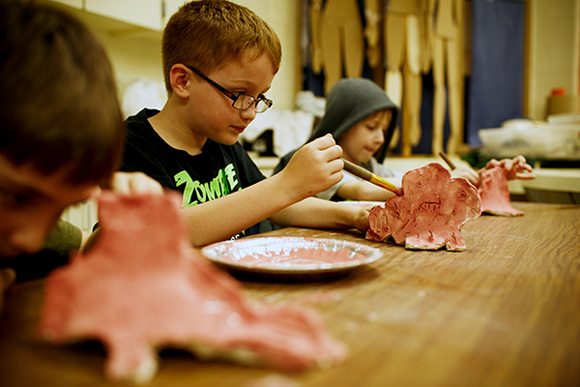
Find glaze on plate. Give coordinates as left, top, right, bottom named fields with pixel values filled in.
left=201, top=237, right=384, bottom=274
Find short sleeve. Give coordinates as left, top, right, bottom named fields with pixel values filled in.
left=43, top=219, right=83, bottom=256
left=315, top=172, right=359, bottom=200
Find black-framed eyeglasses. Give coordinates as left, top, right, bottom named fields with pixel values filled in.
left=185, top=65, right=273, bottom=113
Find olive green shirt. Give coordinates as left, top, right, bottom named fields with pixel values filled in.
left=44, top=219, right=83, bottom=256
left=0, top=220, right=82, bottom=282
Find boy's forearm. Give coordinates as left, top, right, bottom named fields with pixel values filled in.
left=338, top=181, right=395, bottom=202
left=270, top=197, right=367, bottom=231
left=181, top=174, right=304, bottom=247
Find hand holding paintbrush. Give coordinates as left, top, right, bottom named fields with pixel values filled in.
left=438, top=152, right=535, bottom=186
left=439, top=151, right=480, bottom=186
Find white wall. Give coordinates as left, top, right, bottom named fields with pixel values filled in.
left=51, top=0, right=302, bottom=110
left=526, top=0, right=580, bottom=120
left=50, top=0, right=580, bottom=125
left=234, top=0, right=302, bottom=109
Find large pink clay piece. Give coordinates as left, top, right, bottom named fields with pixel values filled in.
left=38, top=192, right=346, bottom=383
left=478, top=166, right=524, bottom=216
left=366, top=163, right=481, bottom=251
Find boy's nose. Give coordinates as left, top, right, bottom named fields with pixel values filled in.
left=240, top=107, right=257, bottom=122
left=9, top=218, right=54, bottom=255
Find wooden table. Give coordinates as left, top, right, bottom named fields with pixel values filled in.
left=1, top=202, right=579, bottom=386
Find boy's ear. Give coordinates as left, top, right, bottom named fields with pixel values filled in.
left=169, top=64, right=191, bottom=98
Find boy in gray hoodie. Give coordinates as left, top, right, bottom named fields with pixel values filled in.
left=275, top=78, right=532, bottom=202
left=275, top=78, right=403, bottom=201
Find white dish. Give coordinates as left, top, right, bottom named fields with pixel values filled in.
left=478, top=124, right=580, bottom=160
left=201, top=237, right=383, bottom=276
left=339, top=201, right=384, bottom=208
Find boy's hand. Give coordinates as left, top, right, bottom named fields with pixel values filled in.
left=451, top=166, right=480, bottom=187
left=353, top=207, right=370, bottom=233
left=282, top=134, right=344, bottom=200
left=107, top=172, right=164, bottom=195
left=83, top=172, right=164, bottom=254
left=0, top=268, right=16, bottom=315
left=485, top=156, right=535, bottom=181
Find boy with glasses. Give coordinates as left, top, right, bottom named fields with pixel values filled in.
left=122, top=0, right=370, bottom=246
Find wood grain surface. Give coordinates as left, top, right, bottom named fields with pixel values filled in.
left=1, top=202, right=579, bottom=387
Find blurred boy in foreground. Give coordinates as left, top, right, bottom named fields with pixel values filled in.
left=0, top=1, right=162, bottom=312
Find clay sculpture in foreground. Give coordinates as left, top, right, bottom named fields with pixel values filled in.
left=38, top=192, right=346, bottom=383
left=478, top=165, right=524, bottom=216
left=366, top=163, right=481, bottom=251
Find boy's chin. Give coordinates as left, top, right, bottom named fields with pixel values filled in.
left=215, top=133, right=241, bottom=146
left=358, top=155, right=373, bottom=164
left=0, top=248, right=21, bottom=259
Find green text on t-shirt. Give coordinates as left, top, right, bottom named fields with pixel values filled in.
left=174, top=164, right=239, bottom=207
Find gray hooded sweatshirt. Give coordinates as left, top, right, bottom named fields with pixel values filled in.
left=273, top=77, right=402, bottom=201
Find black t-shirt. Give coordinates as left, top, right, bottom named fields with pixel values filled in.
left=122, top=108, right=266, bottom=237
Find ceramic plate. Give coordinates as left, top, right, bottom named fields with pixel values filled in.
left=340, top=201, right=384, bottom=208
left=201, top=237, right=383, bottom=275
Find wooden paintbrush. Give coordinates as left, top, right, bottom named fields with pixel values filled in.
left=438, top=151, right=456, bottom=170
left=341, top=158, right=401, bottom=195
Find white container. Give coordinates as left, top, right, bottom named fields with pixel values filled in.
left=547, top=113, right=580, bottom=125
left=478, top=123, right=580, bottom=160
